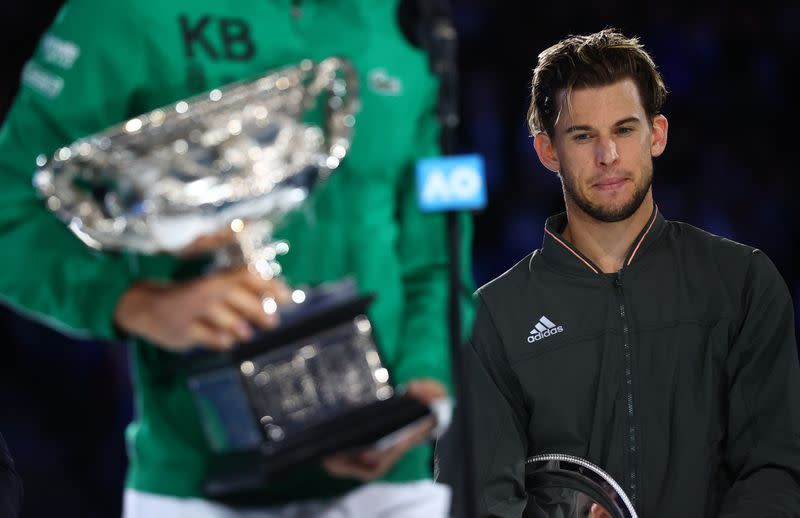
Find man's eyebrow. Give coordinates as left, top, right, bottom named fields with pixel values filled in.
left=565, top=124, right=593, bottom=134
left=564, top=116, right=642, bottom=134
left=614, top=116, right=641, bottom=126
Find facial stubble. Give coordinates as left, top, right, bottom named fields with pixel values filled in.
left=559, top=163, right=653, bottom=223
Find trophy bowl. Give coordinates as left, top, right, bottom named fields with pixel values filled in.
left=525, top=454, right=637, bottom=518
left=32, top=57, right=430, bottom=497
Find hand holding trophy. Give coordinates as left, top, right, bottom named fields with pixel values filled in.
left=33, top=57, right=431, bottom=496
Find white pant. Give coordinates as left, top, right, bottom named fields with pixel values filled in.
left=123, top=480, right=450, bottom=518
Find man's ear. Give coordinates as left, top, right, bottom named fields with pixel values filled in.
left=533, top=132, right=560, bottom=173
left=650, top=114, right=668, bottom=158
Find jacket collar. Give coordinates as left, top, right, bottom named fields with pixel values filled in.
left=540, top=206, right=666, bottom=275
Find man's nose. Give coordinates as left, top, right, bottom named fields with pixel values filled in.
left=596, top=137, right=619, bottom=166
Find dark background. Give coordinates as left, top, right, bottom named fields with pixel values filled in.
left=1, top=1, right=798, bottom=516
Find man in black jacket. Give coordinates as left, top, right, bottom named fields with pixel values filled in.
left=457, top=28, right=800, bottom=517
left=0, top=433, right=22, bottom=517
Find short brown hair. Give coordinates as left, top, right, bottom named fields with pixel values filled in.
left=527, top=28, right=667, bottom=136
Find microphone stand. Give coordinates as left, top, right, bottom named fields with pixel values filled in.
left=416, top=3, right=478, bottom=517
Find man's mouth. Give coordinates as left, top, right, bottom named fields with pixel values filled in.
left=593, top=177, right=629, bottom=191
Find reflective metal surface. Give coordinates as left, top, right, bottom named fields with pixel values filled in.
left=242, top=313, right=393, bottom=452
left=525, top=454, right=637, bottom=518
left=33, top=57, right=359, bottom=268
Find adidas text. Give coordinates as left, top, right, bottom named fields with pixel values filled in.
left=527, top=326, right=564, bottom=343
left=527, top=316, right=564, bottom=343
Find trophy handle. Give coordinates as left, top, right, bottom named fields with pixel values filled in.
left=304, top=57, right=360, bottom=176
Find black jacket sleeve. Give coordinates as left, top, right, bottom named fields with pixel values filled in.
left=464, top=295, right=531, bottom=517
left=0, top=433, right=22, bottom=518
left=718, top=250, right=800, bottom=517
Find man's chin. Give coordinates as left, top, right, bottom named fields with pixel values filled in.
left=580, top=199, right=644, bottom=223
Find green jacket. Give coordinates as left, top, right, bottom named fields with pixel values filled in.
left=0, top=0, right=474, bottom=503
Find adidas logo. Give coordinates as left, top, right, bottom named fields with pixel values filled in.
left=527, top=315, right=564, bottom=343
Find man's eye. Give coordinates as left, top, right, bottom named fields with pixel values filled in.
left=574, top=133, right=590, bottom=141
left=616, top=127, right=633, bottom=135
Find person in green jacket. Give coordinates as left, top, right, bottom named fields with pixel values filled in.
left=0, top=0, right=474, bottom=516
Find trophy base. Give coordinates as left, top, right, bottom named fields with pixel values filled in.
left=184, top=281, right=430, bottom=498
left=202, top=395, right=429, bottom=498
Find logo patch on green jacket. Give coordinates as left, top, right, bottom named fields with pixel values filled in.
left=41, top=34, right=80, bottom=69
left=368, top=68, right=403, bottom=96
left=22, top=62, right=63, bottom=98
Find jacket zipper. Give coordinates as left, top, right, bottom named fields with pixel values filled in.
left=615, top=270, right=638, bottom=507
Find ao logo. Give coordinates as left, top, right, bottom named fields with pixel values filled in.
left=422, top=165, right=481, bottom=201
left=416, top=154, right=487, bottom=212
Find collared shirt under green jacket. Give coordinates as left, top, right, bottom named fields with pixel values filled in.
left=0, top=0, right=475, bottom=504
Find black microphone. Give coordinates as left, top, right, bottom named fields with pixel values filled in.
left=397, top=0, right=455, bottom=54
left=397, top=0, right=423, bottom=49
left=397, top=0, right=459, bottom=131
left=396, top=4, right=477, bottom=518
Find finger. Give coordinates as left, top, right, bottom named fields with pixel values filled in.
left=404, top=416, right=437, bottom=443
left=177, top=236, right=213, bottom=258
left=324, top=421, right=436, bottom=482
left=405, top=379, right=447, bottom=405
left=321, top=455, right=365, bottom=479
left=354, top=448, right=404, bottom=480
left=178, top=228, right=237, bottom=257
left=367, top=417, right=436, bottom=463
left=350, top=448, right=386, bottom=467
left=322, top=456, right=382, bottom=482
left=237, top=271, right=292, bottom=303
left=202, top=303, right=253, bottom=342
left=188, top=321, right=236, bottom=351
left=323, top=452, right=384, bottom=476
left=223, top=286, right=278, bottom=330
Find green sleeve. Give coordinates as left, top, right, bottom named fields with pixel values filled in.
left=0, top=0, right=151, bottom=340
left=718, top=250, right=800, bottom=516
left=390, top=89, right=476, bottom=393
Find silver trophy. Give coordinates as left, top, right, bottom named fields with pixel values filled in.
left=33, top=57, right=429, bottom=496
left=525, top=454, right=637, bottom=518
